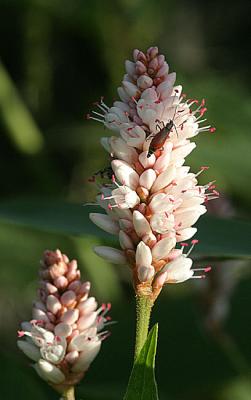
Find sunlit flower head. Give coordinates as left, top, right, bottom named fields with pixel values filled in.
left=88, top=47, right=218, bottom=301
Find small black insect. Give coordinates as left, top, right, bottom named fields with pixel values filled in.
left=88, top=166, right=113, bottom=182
left=146, top=119, right=175, bottom=158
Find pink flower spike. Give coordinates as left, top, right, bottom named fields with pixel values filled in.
left=18, top=249, right=112, bottom=388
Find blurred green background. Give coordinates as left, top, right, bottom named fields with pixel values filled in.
left=1, top=1, right=251, bottom=399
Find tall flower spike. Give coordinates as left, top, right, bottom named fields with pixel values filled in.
left=89, top=47, right=218, bottom=302
left=17, top=249, right=111, bottom=393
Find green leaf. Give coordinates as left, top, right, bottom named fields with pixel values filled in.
left=0, top=198, right=251, bottom=259
left=0, top=198, right=103, bottom=238
left=124, top=324, right=159, bottom=400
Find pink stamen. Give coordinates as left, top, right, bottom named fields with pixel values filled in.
left=200, top=166, right=209, bottom=171
left=210, top=127, right=216, bottom=133
left=200, top=107, right=207, bottom=116
left=18, top=330, right=25, bottom=337
left=30, top=319, right=43, bottom=326
left=204, top=266, right=212, bottom=273
left=181, top=242, right=189, bottom=247
left=191, top=239, right=199, bottom=245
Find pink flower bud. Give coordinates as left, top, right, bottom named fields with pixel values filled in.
left=60, top=290, right=76, bottom=307
left=46, top=295, right=62, bottom=314
left=54, top=276, right=68, bottom=290
left=77, top=312, right=97, bottom=331
left=65, top=350, right=79, bottom=364
left=54, top=322, right=72, bottom=337
left=61, top=309, right=79, bottom=325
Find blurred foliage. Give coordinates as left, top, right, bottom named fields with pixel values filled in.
left=0, top=0, right=251, bottom=399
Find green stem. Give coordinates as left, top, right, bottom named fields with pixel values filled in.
left=61, top=386, right=75, bottom=400
left=134, top=295, right=153, bottom=360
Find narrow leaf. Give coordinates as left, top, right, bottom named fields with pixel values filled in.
left=124, top=324, right=159, bottom=400
left=0, top=198, right=251, bottom=259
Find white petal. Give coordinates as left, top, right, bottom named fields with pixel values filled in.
left=119, top=230, right=134, bottom=250
left=122, top=80, right=140, bottom=98
left=17, top=340, right=40, bottom=362
left=139, top=169, right=156, bottom=190
left=176, top=227, right=197, bottom=242
left=109, top=136, right=138, bottom=164
left=137, top=75, right=153, bottom=90
left=100, top=137, right=111, bottom=152
left=93, top=246, right=127, bottom=264
left=162, top=256, right=194, bottom=283
left=133, top=210, right=152, bottom=237
left=152, top=237, right=176, bottom=260
left=111, top=160, right=139, bottom=190
left=72, top=340, right=101, bottom=373
left=118, top=86, right=130, bottom=102
left=150, top=213, right=174, bottom=234
left=138, top=265, right=155, bottom=282
left=89, top=213, right=119, bottom=235
left=175, top=206, right=206, bottom=229
left=138, top=151, right=156, bottom=168
left=151, top=165, right=176, bottom=192
left=153, top=142, right=173, bottom=172
left=136, top=241, right=152, bottom=267
left=149, top=193, right=174, bottom=213
left=170, top=142, right=196, bottom=163
left=125, top=60, right=136, bottom=76
left=32, top=308, right=49, bottom=323
left=35, top=359, right=65, bottom=384
left=120, top=125, right=146, bottom=149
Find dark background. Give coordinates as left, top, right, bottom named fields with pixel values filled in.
left=0, top=1, right=251, bottom=399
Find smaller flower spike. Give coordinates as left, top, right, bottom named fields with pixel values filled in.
left=17, top=249, right=111, bottom=391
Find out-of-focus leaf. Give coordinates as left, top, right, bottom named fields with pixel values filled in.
left=0, top=62, right=44, bottom=154
left=124, top=324, right=159, bottom=400
left=0, top=199, right=251, bottom=259
left=74, top=237, right=122, bottom=302
left=0, top=198, right=102, bottom=237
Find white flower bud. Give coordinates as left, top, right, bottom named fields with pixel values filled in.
left=93, top=246, right=127, bottom=264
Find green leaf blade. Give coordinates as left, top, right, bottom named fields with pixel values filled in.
left=124, top=324, right=159, bottom=400
left=0, top=198, right=251, bottom=259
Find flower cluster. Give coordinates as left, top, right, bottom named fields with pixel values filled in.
left=88, top=47, right=218, bottom=300
left=17, top=249, right=111, bottom=389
